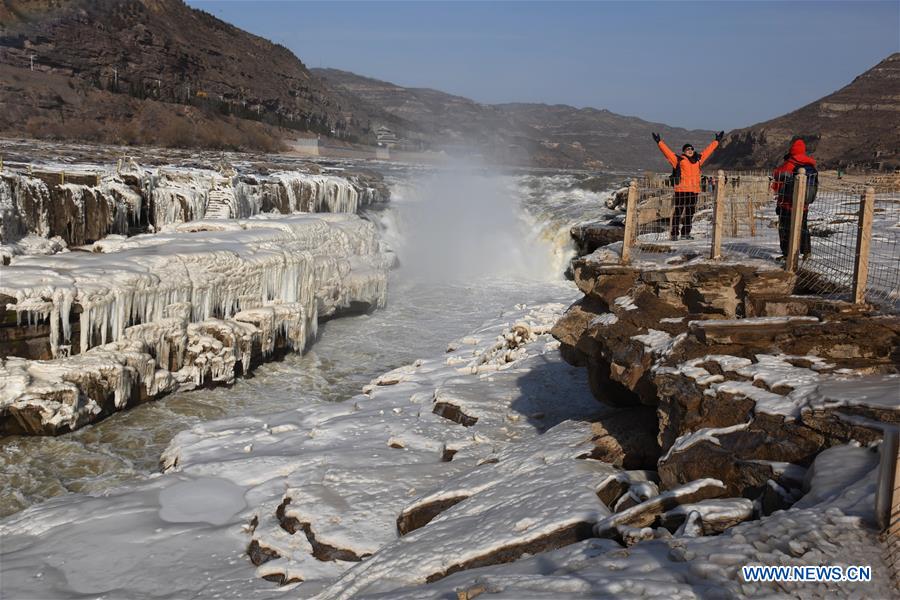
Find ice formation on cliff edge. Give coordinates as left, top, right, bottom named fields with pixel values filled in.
left=0, top=164, right=387, bottom=256
left=0, top=213, right=390, bottom=434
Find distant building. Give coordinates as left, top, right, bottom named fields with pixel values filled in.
left=375, top=125, right=400, bottom=148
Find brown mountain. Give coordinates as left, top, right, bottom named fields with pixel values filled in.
left=314, top=68, right=715, bottom=170
left=0, top=0, right=378, bottom=150
left=497, top=102, right=717, bottom=171
left=713, top=53, right=900, bottom=170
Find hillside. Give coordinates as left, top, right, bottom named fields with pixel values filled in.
left=713, top=53, right=900, bottom=170
left=498, top=102, right=716, bottom=171
left=0, top=0, right=384, bottom=149
left=315, top=68, right=715, bottom=170
left=7, top=1, right=889, bottom=169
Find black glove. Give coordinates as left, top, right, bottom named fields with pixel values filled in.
left=715, top=130, right=725, bottom=142
left=652, top=132, right=661, bottom=143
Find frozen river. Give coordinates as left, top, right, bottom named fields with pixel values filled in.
left=0, top=166, right=623, bottom=517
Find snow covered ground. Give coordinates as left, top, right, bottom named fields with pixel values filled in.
left=1, top=301, right=894, bottom=599
left=0, top=301, right=593, bottom=598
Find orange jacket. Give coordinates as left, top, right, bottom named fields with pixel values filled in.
left=657, top=139, right=718, bottom=193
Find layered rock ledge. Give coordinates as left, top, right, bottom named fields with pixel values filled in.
left=0, top=161, right=389, bottom=258
left=553, top=244, right=900, bottom=504
left=0, top=213, right=391, bottom=435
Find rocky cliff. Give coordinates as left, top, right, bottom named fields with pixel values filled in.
left=713, top=53, right=900, bottom=170
left=0, top=0, right=384, bottom=149
left=553, top=244, right=900, bottom=505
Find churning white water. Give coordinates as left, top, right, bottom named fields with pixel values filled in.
left=0, top=167, right=621, bottom=517
left=386, top=167, right=560, bottom=282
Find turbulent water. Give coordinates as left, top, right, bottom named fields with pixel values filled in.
left=0, top=166, right=624, bottom=517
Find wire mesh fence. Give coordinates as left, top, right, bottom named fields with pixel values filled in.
left=865, top=187, right=900, bottom=306
left=624, top=170, right=900, bottom=310
left=633, top=173, right=717, bottom=243
left=793, top=183, right=868, bottom=298
left=719, top=172, right=781, bottom=258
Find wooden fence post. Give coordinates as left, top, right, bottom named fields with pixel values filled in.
left=785, top=168, right=807, bottom=273
left=709, top=170, right=726, bottom=259
left=730, top=190, right=738, bottom=236
left=888, top=433, right=900, bottom=577
left=876, top=428, right=899, bottom=531
left=851, top=187, right=875, bottom=304
left=748, top=192, right=756, bottom=237
left=621, top=179, right=639, bottom=264
left=875, top=426, right=900, bottom=581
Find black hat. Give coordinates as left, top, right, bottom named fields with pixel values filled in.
left=682, top=143, right=694, bottom=152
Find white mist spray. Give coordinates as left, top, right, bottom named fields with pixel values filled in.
left=387, top=166, right=560, bottom=283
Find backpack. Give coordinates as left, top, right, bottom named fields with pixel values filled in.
left=778, top=163, right=818, bottom=206
left=667, top=157, right=683, bottom=186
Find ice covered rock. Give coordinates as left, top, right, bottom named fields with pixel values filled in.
left=553, top=248, right=900, bottom=502
left=0, top=162, right=389, bottom=248
left=162, top=302, right=607, bottom=594
left=315, top=421, right=612, bottom=598
left=656, top=354, right=900, bottom=497
left=0, top=172, right=136, bottom=248
left=380, top=445, right=894, bottom=600
left=2, top=213, right=387, bottom=359
left=569, top=220, right=624, bottom=258
left=0, top=214, right=390, bottom=434
left=552, top=254, right=797, bottom=406
left=593, top=478, right=727, bottom=540
left=660, top=498, right=755, bottom=535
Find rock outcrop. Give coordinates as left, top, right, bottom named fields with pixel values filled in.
left=553, top=244, right=900, bottom=501
left=0, top=164, right=389, bottom=251
left=569, top=221, right=625, bottom=258
left=0, top=213, right=391, bottom=435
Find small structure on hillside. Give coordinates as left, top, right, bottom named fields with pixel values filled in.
left=375, top=125, right=399, bottom=148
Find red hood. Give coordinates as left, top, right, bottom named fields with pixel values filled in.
left=787, top=139, right=816, bottom=166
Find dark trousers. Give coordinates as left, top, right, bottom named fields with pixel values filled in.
left=671, top=192, right=698, bottom=238
left=777, top=208, right=811, bottom=256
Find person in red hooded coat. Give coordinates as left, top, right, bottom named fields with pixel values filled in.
left=772, top=138, right=817, bottom=258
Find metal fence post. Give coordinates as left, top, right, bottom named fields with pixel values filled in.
left=621, top=179, right=638, bottom=264
left=709, top=170, right=726, bottom=259
left=785, top=168, right=807, bottom=273
left=852, top=186, right=875, bottom=304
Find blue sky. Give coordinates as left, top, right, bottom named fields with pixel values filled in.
left=187, top=1, right=899, bottom=130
